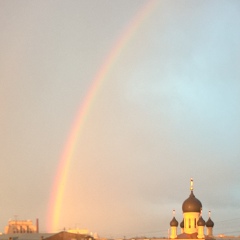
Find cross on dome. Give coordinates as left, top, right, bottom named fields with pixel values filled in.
left=190, top=178, right=194, bottom=191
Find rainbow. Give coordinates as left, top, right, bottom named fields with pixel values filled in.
left=47, top=0, right=158, bottom=232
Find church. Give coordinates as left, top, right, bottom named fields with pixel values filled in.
left=169, top=179, right=214, bottom=239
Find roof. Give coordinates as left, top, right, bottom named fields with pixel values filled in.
left=45, top=231, right=93, bottom=240
left=170, top=217, right=178, bottom=227
left=0, top=231, right=93, bottom=240
left=0, top=233, right=54, bottom=240
left=182, top=191, right=202, bottom=213
left=177, top=232, right=215, bottom=239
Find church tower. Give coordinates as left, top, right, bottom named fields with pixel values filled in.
left=170, top=210, right=178, bottom=239
left=206, top=211, right=214, bottom=237
left=169, top=178, right=214, bottom=239
left=182, top=178, right=202, bottom=234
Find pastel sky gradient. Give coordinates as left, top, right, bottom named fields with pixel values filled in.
left=1, top=0, right=240, bottom=238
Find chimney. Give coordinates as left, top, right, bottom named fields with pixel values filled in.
left=36, top=218, right=39, bottom=233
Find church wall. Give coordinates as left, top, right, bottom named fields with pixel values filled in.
left=183, top=212, right=200, bottom=234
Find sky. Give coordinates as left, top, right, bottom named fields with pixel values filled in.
left=0, top=0, right=240, bottom=238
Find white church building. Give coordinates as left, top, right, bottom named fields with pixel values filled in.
left=169, top=179, right=214, bottom=239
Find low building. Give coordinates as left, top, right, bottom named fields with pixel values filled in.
left=5, top=219, right=39, bottom=234
left=0, top=231, right=94, bottom=240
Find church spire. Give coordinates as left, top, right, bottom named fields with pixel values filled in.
left=190, top=178, right=194, bottom=191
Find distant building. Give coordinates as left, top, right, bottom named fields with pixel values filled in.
left=5, top=219, right=39, bottom=234
left=169, top=179, right=214, bottom=239
left=67, top=229, right=90, bottom=235
left=0, top=231, right=94, bottom=240
left=46, top=231, right=94, bottom=240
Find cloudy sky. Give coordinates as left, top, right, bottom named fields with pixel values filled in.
left=1, top=0, right=240, bottom=238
